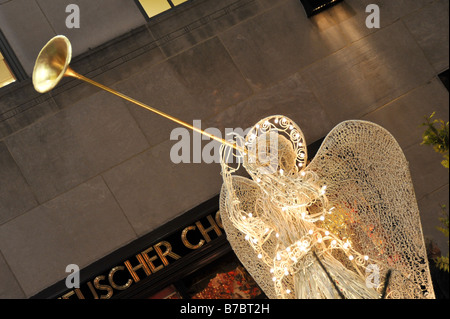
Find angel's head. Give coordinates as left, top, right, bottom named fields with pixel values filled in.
left=243, top=116, right=307, bottom=179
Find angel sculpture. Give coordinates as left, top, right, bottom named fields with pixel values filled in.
left=219, top=115, right=435, bottom=299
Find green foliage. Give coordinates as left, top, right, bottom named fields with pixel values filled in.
left=421, top=112, right=449, bottom=168
left=436, top=256, right=449, bottom=273
left=435, top=205, right=449, bottom=272
left=421, top=113, right=449, bottom=272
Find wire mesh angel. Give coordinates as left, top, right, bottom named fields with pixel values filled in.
left=219, top=115, right=435, bottom=299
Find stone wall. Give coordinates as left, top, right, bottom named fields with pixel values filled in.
left=0, top=0, right=448, bottom=298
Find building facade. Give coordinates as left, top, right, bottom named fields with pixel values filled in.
left=0, top=0, right=448, bottom=298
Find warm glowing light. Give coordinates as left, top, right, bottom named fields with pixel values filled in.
left=0, top=52, right=16, bottom=89
left=218, top=114, right=434, bottom=299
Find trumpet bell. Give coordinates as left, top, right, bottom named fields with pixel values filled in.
left=32, top=35, right=72, bottom=93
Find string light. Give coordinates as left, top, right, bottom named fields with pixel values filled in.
left=218, top=115, right=431, bottom=299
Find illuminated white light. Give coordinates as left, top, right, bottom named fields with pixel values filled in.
left=343, top=243, right=349, bottom=249
left=308, top=229, right=314, bottom=235
left=245, top=235, right=250, bottom=240
left=258, top=254, right=262, bottom=259
left=301, top=171, right=306, bottom=177
left=286, top=247, right=291, bottom=252
left=331, top=240, right=337, bottom=245
left=319, top=216, right=325, bottom=221
left=277, top=254, right=281, bottom=260
left=265, top=228, right=270, bottom=233
left=276, top=233, right=280, bottom=238
left=286, top=289, right=291, bottom=294
left=256, top=178, right=261, bottom=183
left=284, top=269, right=289, bottom=276
left=272, top=277, right=277, bottom=282
left=349, top=255, right=354, bottom=261
left=325, top=231, right=330, bottom=236
left=270, top=268, right=274, bottom=273
left=279, top=169, right=284, bottom=176
left=248, top=213, right=253, bottom=218
left=317, top=238, right=323, bottom=243
left=364, top=256, right=369, bottom=261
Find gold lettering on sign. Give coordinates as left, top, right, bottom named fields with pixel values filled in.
left=196, top=215, right=222, bottom=242
left=124, top=254, right=151, bottom=283
left=154, top=241, right=181, bottom=266
left=87, top=281, right=99, bottom=299
left=94, top=276, right=113, bottom=299
left=58, top=213, right=226, bottom=299
left=74, top=288, right=85, bottom=299
left=108, top=266, right=132, bottom=291
left=215, top=210, right=223, bottom=228
left=61, top=290, right=75, bottom=299
left=181, top=225, right=205, bottom=249
left=141, top=247, right=163, bottom=273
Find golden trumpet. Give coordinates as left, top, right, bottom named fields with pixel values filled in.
left=32, top=35, right=244, bottom=153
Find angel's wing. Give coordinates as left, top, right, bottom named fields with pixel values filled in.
left=307, top=120, right=435, bottom=299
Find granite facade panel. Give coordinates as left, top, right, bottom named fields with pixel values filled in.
left=5, top=91, right=149, bottom=203
left=0, top=176, right=136, bottom=297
